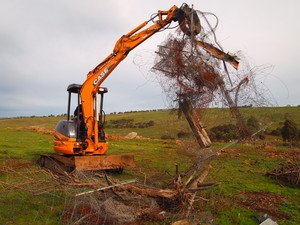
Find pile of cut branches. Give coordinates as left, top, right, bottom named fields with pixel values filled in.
left=0, top=157, right=218, bottom=224
left=62, top=157, right=218, bottom=224
left=267, top=161, right=300, bottom=188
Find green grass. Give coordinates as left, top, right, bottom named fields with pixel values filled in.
left=0, top=128, right=66, bottom=224
left=0, top=107, right=299, bottom=224
left=1, top=106, right=299, bottom=139
left=0, top=116, right=61, bottom=130
left=103, top=138, right=192, bottom=186
left=202, top=145, right=300, bottom=225
left=0, top=191, right=65, bottom=225
left=0, top=129, right=53, bottom=161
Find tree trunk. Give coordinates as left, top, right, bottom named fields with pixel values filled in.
left=179, top=98, right=212, bottom=148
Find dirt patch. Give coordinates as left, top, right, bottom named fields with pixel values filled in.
left=6, top=127, right=55, bottom=135
left=263, top=148, right=300, bottom=160
left=280, top=149, right=300, bottom=161
left=222, top=145, right=300, bottom=161
left=106, top=134, right=126, bottom=140
left=30, top=127, right=55, bottom=135
left=238, top=191, right=291, bottom=220
left=0, top=157, right=34, bottom=169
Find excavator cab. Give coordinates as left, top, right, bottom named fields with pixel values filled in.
left=39, top=84, right=134, bottom=172
left=54, top=84, right=108, bottom=155
left=58, top=84, right=85, bottom=143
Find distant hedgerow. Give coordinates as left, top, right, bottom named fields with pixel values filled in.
left=106, top=119, right=155, bottom=129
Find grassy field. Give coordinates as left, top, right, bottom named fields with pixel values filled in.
left=2, top=106, right=299, bottom=138
left=0, top=107, right=299, bottom=224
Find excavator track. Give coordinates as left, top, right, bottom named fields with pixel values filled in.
left=37, top=153, right=135, bottom=174
left=37, top=154, right=75, bottom=174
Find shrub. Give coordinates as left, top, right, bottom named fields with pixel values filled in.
left=281, top=119, right=299, bottom=142
left=177, top=131, right=193, bottom=138
left=269, top=127, right=281, bottom=136
left=210, top=124, right=239, bottom=142
left=106, top=119, right=155, bottom=129
left=147, top=120, right=155, bottom=126
left=247, top=116, right=259, bottom=133
left=160, top=135, right=175, bottom=140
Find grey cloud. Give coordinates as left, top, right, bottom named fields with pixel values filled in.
left=1, top=0, right=300, bottom=118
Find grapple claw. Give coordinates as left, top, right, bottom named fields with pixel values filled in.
left=178, top=4, right=201, bottom=36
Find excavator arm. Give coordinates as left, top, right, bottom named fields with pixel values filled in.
left=40, top=3, right=242, bottom=173
left=80, top=4, right=199, bottom=153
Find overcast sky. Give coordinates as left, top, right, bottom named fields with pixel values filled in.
left=1, top=0, right=299, bottom=118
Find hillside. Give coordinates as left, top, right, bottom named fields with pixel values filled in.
left=1, top=107, right=299, bottom=139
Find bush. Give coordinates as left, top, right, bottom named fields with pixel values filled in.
left=258, top=134, right=265, bottom=140
left=281, top=119, right=299, bottom=142
left=177, top=131, right=193, bottom=138
left=269, top=128, right=282, bottom=136
left=148, top=120, right=155, bottom=126
left=247, top=116, right=259, bottom=133
left=210, top=124, right=239, bottom=142
left=106, top=119, right=155, bottom=129
left=160, top=135, right=175, bottom=140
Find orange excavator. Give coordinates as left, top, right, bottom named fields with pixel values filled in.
left=38, top=3, right=239, bottom=173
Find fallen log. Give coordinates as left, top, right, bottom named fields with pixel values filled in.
left=184, top=164, right=212, bottom=217
left=118, top=184, right=180, bottom=200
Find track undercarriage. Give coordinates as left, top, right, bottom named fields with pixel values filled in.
left=37, top=153, right=135, bottom=174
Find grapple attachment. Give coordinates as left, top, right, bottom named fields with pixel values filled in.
left=177, top=4, right=201, bottom=36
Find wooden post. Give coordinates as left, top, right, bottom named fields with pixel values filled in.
left=179, top=98, right=212, bottom=148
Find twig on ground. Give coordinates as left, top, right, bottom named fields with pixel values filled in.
left=75, top=179, right=137, bottom=197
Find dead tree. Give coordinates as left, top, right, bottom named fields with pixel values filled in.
left=179, top=97, right=211, bottom=148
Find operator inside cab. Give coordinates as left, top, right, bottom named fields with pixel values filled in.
left=74, top=104, right=86, bottom=141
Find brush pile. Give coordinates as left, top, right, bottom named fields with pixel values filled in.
left=62, top=157, right=218, bottom=224
left=267, top=161, right=300, bottom=188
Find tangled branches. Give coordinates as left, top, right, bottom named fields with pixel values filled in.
left=151, top=10, right=274, bottom=139
left=267, top=161, right=300, bottom=188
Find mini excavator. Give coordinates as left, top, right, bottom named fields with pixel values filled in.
left=38, top=3, right=239, bottom=173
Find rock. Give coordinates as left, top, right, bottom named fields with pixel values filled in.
left=125, top=132, right=138, bottom=139
left=260, top=218, right=278, bottom=225
left=171, top=219, right=198, bottom=225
